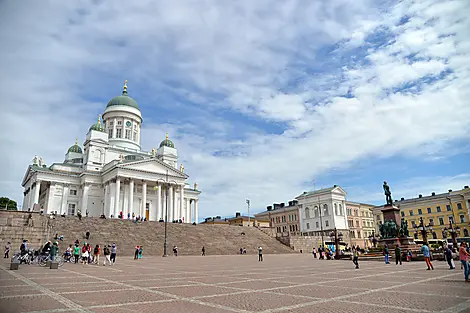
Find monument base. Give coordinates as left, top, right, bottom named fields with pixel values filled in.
left=378, top=236, right=416, bottom=248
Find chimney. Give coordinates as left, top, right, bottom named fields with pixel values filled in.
left=267, top=206, right=272, bottom=211
left=235, top=212, right=241, bottom=218
left=288, top=201, right=293, bottom=206
left=280, top=203, right=285, bottom=208
left=333, top=184, right=338, bottom=187
left=448, top=189, right=452, bottom=193
left=464, top=186, right=469, bottom=189
left=431, top=192, right=435, bottom=196
left=418, top=194, right=422, bottom=198
left=401, top=197, right=405, bottom=201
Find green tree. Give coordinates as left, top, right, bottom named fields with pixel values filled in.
left=0, top=197, right=17, bottom=210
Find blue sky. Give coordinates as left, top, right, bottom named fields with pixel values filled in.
left=0, top=0, right=469, bottom=219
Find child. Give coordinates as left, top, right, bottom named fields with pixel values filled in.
left=138, top=246, right=143, bottom=259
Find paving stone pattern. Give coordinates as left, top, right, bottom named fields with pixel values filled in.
left=1, top=254, right=470, bottom=313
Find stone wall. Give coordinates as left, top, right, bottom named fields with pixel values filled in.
left=286, top=229, right=352, bottom=252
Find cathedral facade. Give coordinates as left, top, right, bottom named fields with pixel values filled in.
left=20, top=82, right=201, bottom=223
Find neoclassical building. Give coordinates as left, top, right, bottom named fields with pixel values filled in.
left=20, top=81, right=201, bottom=223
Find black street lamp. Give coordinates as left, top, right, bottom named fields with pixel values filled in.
left=162, top=170, right=169, bottom=257
left=318, top=197, right=324, bottom=248
left=443, top=221, right=460, bottom=247
left=329, top=228, right=343, bottom=259
left=413, top=217, right=433, bottom=244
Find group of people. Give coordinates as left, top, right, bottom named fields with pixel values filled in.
left=311, top=247, right=334, bottom=260
left=134, top=245, right=144, bottom=259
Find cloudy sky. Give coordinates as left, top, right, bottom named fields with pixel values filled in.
left=0, top=0, right=469, bottom=219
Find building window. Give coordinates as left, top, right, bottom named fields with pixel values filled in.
left=464, top=229, right=469, bottom=237
left=334, top=203, right=338, bottom=215
left=316, top=221, right=319, bottom=228
left=67, top=203, right=75, bottom=215
left=116, top=128, right=122, bottom=138
left=449, top=216, right=454, bottom=224
left=356, top=220, right=359, bottom=227
left=109, top=122, right=113, bottom=126
left=323, top=204, right=329, bottom=216
left=436, top=206, right=441, bottom=212
left=401, top=211, right=404, bottom=217
left=418, top=209, right=422, bottom=215
left=460, top=215, right=465, bottom=223
left=314, top=206, right=318, bottom=217
left=427, top=207, right=431, bottom=213
left=117, top=121, right=122, bottom=125
left=325, top=220, right=329, bottom=227
left=358, top=231, right=361, bottom=238
left=457, top=203, right=463, bottom=210
left=376, top=214, right=380, bottom=221
left=438, top=217, right=444, bottom=225
left=446, top=205, right=452, bottom=211
left=69, top=190, right=77, bottom=196
left=305, top=208, right=310, bottom=219
left=125, top=129, right=131, bottom=139
left=429, top=218, right=434, bottom=225
left=306, top=223, right=310, bottom=229
left=409, top=210, right=414, bottom=216
left=347, top=208, right=352, bottom=216
left=411, top=221, right=416, bottom=227
left=339, top=204, right=343, bottom=215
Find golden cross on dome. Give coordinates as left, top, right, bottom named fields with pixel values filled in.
left=123, top=80, right=128, bottom=90
left=166, top=133, right=169, bottom=140
left=75, top=138, right=78, bottom=145
left=98, top=114, right=102, bottom=123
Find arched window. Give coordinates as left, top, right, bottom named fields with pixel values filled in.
left=323, top=204, right=328, bottom=216
left=314, top=206, right=318, bottom=217
left=305, top=207, right=310, bottom=219
left=334, top=203, right=338, bottom=215
left=339, top=204, right=343, bottom=215
left=464, top=229, right=469, bottom=237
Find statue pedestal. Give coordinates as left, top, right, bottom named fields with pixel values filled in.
left=379, top=236, right=416, bottom=248
left=381, top=205, right=401, bottom=225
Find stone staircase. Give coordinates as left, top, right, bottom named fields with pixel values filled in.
left=0, top=211, right=296, bottom=256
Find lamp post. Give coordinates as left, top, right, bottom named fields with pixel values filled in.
left=162, top=170, right=169, bottom=257
left=413, top=216, right=433, bottom=244
left=318, top=196, right=324, bottom=248
left=246, top=199, right=250, bottom=226
left=330, top=228, right=343, bottom=259
left=443, top=221, right=460, bottom=248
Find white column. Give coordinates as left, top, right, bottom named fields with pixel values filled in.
left=186, top=198, right=191, bottom=223
left=180, top=185, right=184, bottom=222
left=109, top=182, right=115, bottom=217
left=104, top=184, right=110, bottom=217
left=22, top=189, right=27, bottom=211
left=113, top=118, right=117, bottom=138
left=142, top=181, right=147, bottom=219
left=61, top=184, right=69, bottom=215
left=129, top=179, right=134, bottom=216
left=194, top=199, right=198, bottom=224
left=114, top=178, right=121, bottom=218
left=33, top=180, right=41, bottom=207
left=46, top=184, right=55, bottom=214
left=168, top=185, right=173, bottom=221
left=156, top=183, right=161, bottom=220
left=123, top=182, right=129, bottom=218
left=29, top=184, right=35, bottom=210
left=81, top=183, right=89, bottom=214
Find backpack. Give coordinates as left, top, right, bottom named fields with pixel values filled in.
left=94, top=246, right=99, bottom=254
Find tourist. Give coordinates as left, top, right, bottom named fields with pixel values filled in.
left=50, top=242, right=58, bottom=261
left=383, top=245, right=390, bottom=264
left=395, top=245, right=402, bottom=265
left=421, top=243, right=434, bottom=270
left=352, top=246, right=359, bottom=269
left=86, top=243, right=92, bottom=264
left=134, top=245, right=140, bottom=260
left=73, top=244, right=80, bottom=264
left=173, top=246, right=178, bottom=256
left=64, top=244, right=72, bottom=262
left=202, top=246, right=205, bottom=256
left=312, top=247, right=317, bottom=258
left=4, top=242, right=11, bottom=258
left=243, top=247, right=247, bottom=254
left=110, top=243, right=117, bottom=264
left=239, top=248, right=243, bottom=254
left=406, top=249, right=412, bottom=262
left=93, top=244, right=101, bottom=265
left=85, top=231, right=90, bottom=240
left=258, top=246, right=263, bottom=262
left=81, top=245, right=89, bottom=264
left=103, top=245, right=112, bottom=266
left=138, top=246, right=143, bottom=259
left=459, top=242, right=469, bottom=282
left=445, top=245, right=455, bottom=269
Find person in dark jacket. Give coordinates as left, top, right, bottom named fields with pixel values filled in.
left=50, top=242, right=58, bottom=261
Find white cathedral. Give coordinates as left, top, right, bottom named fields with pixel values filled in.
left=20, top=81, right=201, bottom=223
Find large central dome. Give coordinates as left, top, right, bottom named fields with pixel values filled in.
left=106, top=81, right=140, bottom=110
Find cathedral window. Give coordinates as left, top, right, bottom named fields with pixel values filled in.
left=117, top=121, right=122, bottom=125
left=116, top=129, right=122, bottom=138
left=125, top=129, right=131, bottom=139
left=133, top=131, right=137, bottom=141
left=108, top=129, right=113, bottom=138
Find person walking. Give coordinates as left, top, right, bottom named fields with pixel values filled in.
left=384, top=245, right=390, bottom=264
left=93, top=244, right=101, bottom=265
left=134, top=246, right=140, bottom=260
left=110, top=243, right=117, bottom=265
left=258, top=246, right=263, bottom=262
left=352, top=246, right=359, bottom=269
left=138, top=246, right=143, bottom=259
left=459, top=242, right=469, bottom=282
left=445, top=245, right=455, bottom=269
left=103, top=245, right=112, bottom=266
left=395, top=245, right=402, bottom=265
left=4, top=242, right=11, bottom=258
left=50, top=242, right=58, bottom=262
left=312, top=248, right=317, bottom=258
left=201, top=246, right=205, bottom=256
left=421, top=243, right=434, bottom=270
left=73, top=244, right=80, bottom=264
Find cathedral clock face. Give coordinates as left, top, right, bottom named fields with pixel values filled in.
left=126, top=121, right=131, bottom=127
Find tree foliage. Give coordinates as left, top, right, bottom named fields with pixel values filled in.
left=0, top=197, right=17, bottom=210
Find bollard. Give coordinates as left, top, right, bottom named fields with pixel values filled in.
left=10, top=260, right=20, bottom=270
left=50, top=261, right=59, bottom=269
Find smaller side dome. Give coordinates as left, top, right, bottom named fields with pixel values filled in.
left=89, top=115, right=106, bottom=132
left=68, top=138, right=82, bottom=154
left=159, top=133, right=175, bottom=148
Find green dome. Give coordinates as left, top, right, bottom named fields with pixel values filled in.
left=160, top=133, right=175, bottom=148
left=68, top=140, right=82, bottom=154
left=89, top=116, right=106, bottom=132
left=106, top=81, right=140, bottom=110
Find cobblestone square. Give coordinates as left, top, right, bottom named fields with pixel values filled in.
left=1, top=254, right=469, bottom=313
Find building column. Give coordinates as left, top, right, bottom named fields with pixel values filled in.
left=113, top=118, right=117, bottom=138
left=104, top=183, right=110, bottom=217
left=194, top=199, right=198, bottom=224
left=123, top=182, right=129, bottom=218
left=168, top=184, right=173, bottom=222
left=186, top=198, right=191, bottom=223
left=28, top=185, right=35, bottom=211
left=33, top=180, right=41, bottom=208
left=109, top=181, right=115, bottom=217
left=142, top=181, right=147, bottom=219
left=81, top=183, right=89, bottom=214
left=61, top=184, right=69, bottom=215
left=156, top=183, right=161, bottom=220
left=129, top=179, right=134, bottom=216
left=180, top=185, right=185, bottom=222
left=22, top=190, right=27, bottom=211
left=114, top=178, right=121, bottom=218
left=46, top=183, right=56, bottom=214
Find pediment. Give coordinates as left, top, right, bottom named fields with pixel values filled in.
left=120, top=159, right=187, bottom=178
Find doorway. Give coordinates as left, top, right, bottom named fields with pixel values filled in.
left=145, top=203, right=149, bottom=220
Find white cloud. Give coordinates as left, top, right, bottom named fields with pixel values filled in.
left=0, top=0, right=469, bottom=219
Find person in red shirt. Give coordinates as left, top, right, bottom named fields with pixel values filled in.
left=459, top=242, right=469, bottom=282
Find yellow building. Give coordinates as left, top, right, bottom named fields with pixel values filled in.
left=227, top=212, right=270, bottom=227
left=374, top=186, right=470, bottom=241
left=346, top=201, right=376, bottom=248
